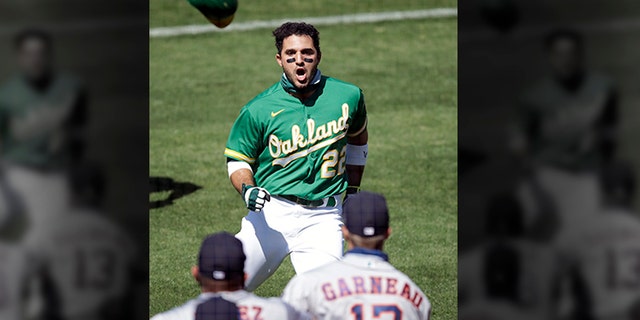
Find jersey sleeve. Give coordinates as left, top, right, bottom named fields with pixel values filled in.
left=281, top=275, right=312, bottom=313
left=419, top=288, right=432, bottom=320
left=224, top=107, right=263, bottom=165
left=347, top=90, right=367, bottom=137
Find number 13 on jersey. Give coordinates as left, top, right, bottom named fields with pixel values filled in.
left=351, top=304, right=403, bottom=319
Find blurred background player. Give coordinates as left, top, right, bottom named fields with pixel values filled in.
left=0, top=235, right=39, bottom=320
left=553, top=161, right=640, bottom=320
left=224, top=22, right=368, bottom=291
left=26, top=162, right=142, bottom=320
left=195, top=297, right=240, bottom=320
left=458, top=193, right=557, bottom=319
left=0, top=28, right=87, bottom=233
left=150, top=232, right=310, bottom=320
left=282, top=191, right=431, bottom=320
left=512, top=28, right=618, bottom=236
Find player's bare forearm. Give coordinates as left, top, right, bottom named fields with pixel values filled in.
left=230, top=168, right=255, bottom=195
left=346, top=164, right=365, bottom=187
left=346, top=128, right=368, bottom=187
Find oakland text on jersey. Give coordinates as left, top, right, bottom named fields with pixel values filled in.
left=320, top=275, right=426, bottom=309
left=269, top=103, right=350, bottom=167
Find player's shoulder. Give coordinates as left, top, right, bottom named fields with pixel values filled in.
left=151, top=296, right=201, bottom=320
left=55, top=71, right=84, bottom=89
left=231, top=292, right=301, bottom=319
left=294, top=258, right=344, bottom=280
left=0, top=76, right=24, bottom=101
left=234, top=290, right=287, bottom=306
left=260, top=297, right=310, bottom=320
left=586, top=71, right=614, bottom=85
left=244, top=82, right=284, bottom=110
left=323, top=75, right=363, bottom=95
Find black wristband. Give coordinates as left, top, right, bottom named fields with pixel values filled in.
left=346, top=186, right=360, bottom=194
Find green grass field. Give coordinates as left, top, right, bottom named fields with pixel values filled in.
left=150, top=1, right=457, bottom=319
left=150, top=0, right=456, bottom=27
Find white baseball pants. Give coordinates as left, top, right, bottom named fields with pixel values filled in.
left=235, top=195, right=344, bottom=291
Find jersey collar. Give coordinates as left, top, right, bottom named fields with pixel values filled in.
left=280, top=69, right=322, bottom=95
left=346, top=247, right=389, bottom=261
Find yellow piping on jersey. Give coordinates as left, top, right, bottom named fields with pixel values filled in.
left=348, top=117, right=367, bottom=137
left=272, top=132, right=347, bottom=167
left=224, top=148, right=256, bottom=164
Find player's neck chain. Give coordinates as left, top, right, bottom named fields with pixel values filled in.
left=280, top=69, right=322, bottom=95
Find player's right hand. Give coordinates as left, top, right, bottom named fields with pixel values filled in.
left=242, top=183, right=271, bottom=212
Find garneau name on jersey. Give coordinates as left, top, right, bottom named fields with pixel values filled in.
left=320, top=275, right=426, bottom=309
left=270, top=103, right=350, bottom=167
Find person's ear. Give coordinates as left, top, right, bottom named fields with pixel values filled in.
left=385, top=227, right=392, bottom=239
left=276, top=53, right=283, bottom=67
left=341, top=225, right=350, bottom=241
left=191, top=266, right=200, bottom=282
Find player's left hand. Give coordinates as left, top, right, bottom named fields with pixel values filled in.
left=242, top=184, right=271, bottom=212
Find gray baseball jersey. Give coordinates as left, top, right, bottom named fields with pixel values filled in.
left=459, top=299, right=539, bottom=320
left=458, top=239, right=558, bottom=318
left=555, top=208, right=640, bottom=320
left=0, top=242, right=35, bottom=320
left=151, top=290, right=311, bottom=320
left=26, top=209, right=137, bottom=319
left=282, top=250, right=431, bottom=320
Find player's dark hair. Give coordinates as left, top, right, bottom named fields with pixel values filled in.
left=13, top=28, right=53, bottom=51
left=544, top=28, right=584, bottom=51
left=272, top=22, right=321, bottom=57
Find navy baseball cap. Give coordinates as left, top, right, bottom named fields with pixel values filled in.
left=195, top=297, right=239, bottom=320
left=198, top=232, right=246, bottom=281
left=343, top=191, right=389, bottom=237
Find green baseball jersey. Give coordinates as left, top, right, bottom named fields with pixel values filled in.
left=225, top=76, right=367, bottom=200
left=518, top=73, right=615, bottom=171
left=0, top=73, right=86, bottom=168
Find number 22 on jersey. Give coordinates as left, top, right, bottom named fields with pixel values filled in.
left=321, top=145, right=346, bottom=179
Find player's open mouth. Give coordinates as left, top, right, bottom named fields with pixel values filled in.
left=295, top=68, right=307, bottom=83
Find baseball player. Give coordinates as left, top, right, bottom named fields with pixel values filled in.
left=553, top=162, right=640, bottom=320
left=0, top=240, right=38, bottom=320
left=195, top=297, right=240, bottom=320
left=224, top=22, right=368, bottom=291
left=458, top=193, right=558, bottom=319
left=150, top=232, right=311, bottom=320
left=511, top=28, right=617, bottom=235
left=282, top=191, right=431, bottom=320
left=0, top=28, right=87, bottom=232
left=25, top=163, right=142, bottom=320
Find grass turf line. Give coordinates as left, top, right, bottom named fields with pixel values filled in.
left=150, top=0, right=458, bottom=28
